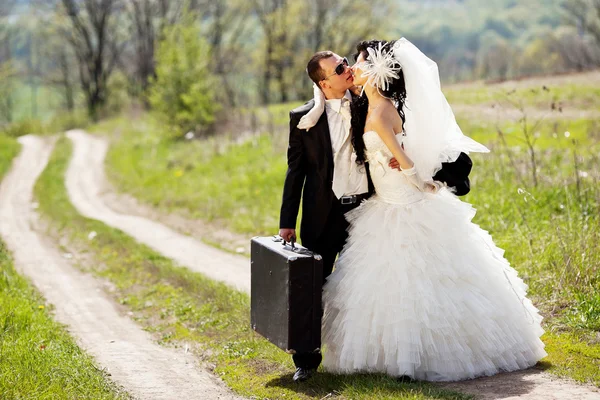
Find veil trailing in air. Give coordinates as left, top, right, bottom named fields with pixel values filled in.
left=390, top=38, right=489, bottom=183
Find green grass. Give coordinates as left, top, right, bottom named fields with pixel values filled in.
left=0, top=110, right=90, bottom=138
left=0, top=134, right=128, bottom=400
left=93, top=113, right=600, bottom=388
left=85, top=77, right=600, bottom=389
left=0, top=134, right=21, bottom=175
left=542, top=332, right=600, bottom=384
left=0, top=243, right=130, bottom=400
left=463, top=140, right=600, bottom=316
left=100, top=115, right=288, bottom=235
left=456, top=117, right=599, bottom=148
left=96, top=80, right=600, bottom=240
left=444, top=82, right=600, bottom=110
left=34, top=139, right=475, bottom=399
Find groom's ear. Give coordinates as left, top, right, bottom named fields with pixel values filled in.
left=319, top=80, right=329, bottom=90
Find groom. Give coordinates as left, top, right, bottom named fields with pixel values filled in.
left=278, top=51, right=373, bottom=382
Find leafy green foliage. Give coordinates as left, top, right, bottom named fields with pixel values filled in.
left=149, top=16, right=218, bottom=139
left=1, top=118, right=45, bottom=137
left=396, top=0, right=599, bottom=81
left=0, top=62, right=16, bottom=124
left=0, top=111, right=89, bottom=138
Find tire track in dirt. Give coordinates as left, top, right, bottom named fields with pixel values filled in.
left=0, top=135, right=243, bottom=400
left=65, top=129, right=249, bottom=294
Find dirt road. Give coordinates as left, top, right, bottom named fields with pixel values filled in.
left=65, top=129, right=249, bottom=294
left=4, top=131, right=597, bottom=399
left=0, top=135, right=243, bottom=400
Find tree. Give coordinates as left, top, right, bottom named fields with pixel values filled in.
left=563, top=0, right=600, bottom=46
left=300, top=0, right=392, bottom=92
left=0, top=62, right=15, bottom=125
left=59, top=0, right=126, bottom=120
left=476, top=31, right=513, bottom=81
left=125, top=0, right=184, bottom=99
left=249, top=0, right=288, bottom=104
left=0, top=0, right=18, bottom=124
left=593, top=0, right=600, bottom=44
left=518, top=35, right=564, bottom=76
left=553, top=27, right=598, bottom=70
left=250, top=0, right=393, bottom=104
left=148, top=16, right=217, bottom=138
left=52, top=46, right=77, bottom=111
left=188, top=0, right=253, bottom=107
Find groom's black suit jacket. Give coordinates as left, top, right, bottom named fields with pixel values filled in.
left=279, top=99, right=373, bottom=250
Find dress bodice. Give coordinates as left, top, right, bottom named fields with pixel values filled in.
left=363, top=130, right=425, bottom=205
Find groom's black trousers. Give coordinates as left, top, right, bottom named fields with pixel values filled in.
left=292, top=195, right=366, bottom=371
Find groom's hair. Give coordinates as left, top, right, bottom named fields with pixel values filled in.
left=306, top=51, right=334, bottom=85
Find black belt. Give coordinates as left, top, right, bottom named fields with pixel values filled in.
left=339, top=192, right=369, bottom=205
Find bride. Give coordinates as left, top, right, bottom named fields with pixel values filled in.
left=316, top=38, right=546, bottom=381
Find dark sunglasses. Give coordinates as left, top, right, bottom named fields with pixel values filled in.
left=323, top=57, right=349, bottom=80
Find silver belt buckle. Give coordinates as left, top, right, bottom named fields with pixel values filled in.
left=340, top=195, right=355, bottom=205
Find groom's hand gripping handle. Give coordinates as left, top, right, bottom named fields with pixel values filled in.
left=279, top=228, right=296, bottom=243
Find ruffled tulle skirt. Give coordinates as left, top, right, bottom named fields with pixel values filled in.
left=322, top=190, right=546, bottom=381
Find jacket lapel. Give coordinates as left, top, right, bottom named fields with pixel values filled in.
left=315, top=111, right=333, bottom=180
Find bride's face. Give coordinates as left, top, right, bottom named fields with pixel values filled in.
left=351, top=52, right=368, bottom=86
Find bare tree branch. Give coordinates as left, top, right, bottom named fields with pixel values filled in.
left=59, top=0, right=124, bottom=119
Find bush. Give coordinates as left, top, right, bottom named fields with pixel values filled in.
left=1, top=119, right=46, bottom=137
left=103, top=71, right=132, bottom=118
left=0, top=110, right=90, bottom=138
left=149, top=16, right=218, bottom=139
left=47, top=110, right=90, bottom=133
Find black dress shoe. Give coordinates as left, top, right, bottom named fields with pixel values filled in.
left=396, top=375, right=416, bottom=383
left=293, top=367, right=314, bottom=382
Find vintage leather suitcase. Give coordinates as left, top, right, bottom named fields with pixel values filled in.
left=250, top=236, right=323, bottom=354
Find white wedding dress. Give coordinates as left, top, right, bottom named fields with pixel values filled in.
left=321, top=130, right=547, bottom=381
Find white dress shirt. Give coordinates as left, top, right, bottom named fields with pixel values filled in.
left=325, top=90, right=369, bottom=198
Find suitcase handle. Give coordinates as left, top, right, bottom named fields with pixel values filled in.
left=272, top=235, right=315, bottom=257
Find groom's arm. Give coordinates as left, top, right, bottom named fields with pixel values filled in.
left=279, top=111, right=306, bottom=234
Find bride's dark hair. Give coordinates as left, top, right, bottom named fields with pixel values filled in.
left=351, top=40, right=407, bottom=165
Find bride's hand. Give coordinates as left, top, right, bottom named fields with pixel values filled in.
left=388, top=157, right=401, bottom=171
left=424, top=181, right=444, bottom=193
left=297, top=83, right=325, bottom=131
left=350, top=85, right=362, bottom=96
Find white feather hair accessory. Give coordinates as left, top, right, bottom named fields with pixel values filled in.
left=357, top=42, right=401, bottom=91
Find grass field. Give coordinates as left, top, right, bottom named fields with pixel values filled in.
left=94, top=115, right=288, bottom=234
left=0, top=134, right=129, bottom=400
left=445, top=82, right=600, bottom=110
left=0, top=242, right=130, bottom=400
left=444, top=70, right=600, bottom=110
left=100, top=115, right=600, bottom=327
left=32, top=123, right=600, bottom=400
left=34, top=137, right=476, bottom=400
left=0, top=135, right=20, bottom=176
left=84, top=73, right=600, bottom=387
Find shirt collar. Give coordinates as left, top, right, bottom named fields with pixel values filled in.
left=325, top=90, right=352, bottom=113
